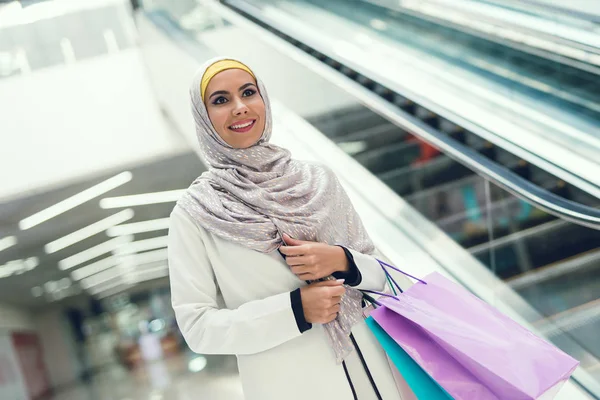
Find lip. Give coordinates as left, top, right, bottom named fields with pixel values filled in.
left=229, top=119, right=256, bottom=133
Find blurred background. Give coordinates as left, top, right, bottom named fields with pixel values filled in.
left=0, top=0, right=599, bottom=399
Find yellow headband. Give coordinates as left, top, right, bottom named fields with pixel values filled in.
left=201, top=59, right=256, bottom=101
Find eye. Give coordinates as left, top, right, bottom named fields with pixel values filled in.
left=242, top=88, right=256, bottom=97
left=212, top=96, right=227, bottom=105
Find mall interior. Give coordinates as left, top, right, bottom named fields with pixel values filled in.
left=0, top=0, right=599, bottom=399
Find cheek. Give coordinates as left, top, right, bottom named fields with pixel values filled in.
left=253, top=102, right=266, bottom=132
left=207, top=108, right=229, bottom=132
left=251, top=98, right=266, bottom=121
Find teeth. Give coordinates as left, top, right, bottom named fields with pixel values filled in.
left=231, top=121, right=253, bottom=129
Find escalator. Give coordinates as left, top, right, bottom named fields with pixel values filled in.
left=308, top=105, right=600, bottom=375
left=309, top=103, right=600, bottom=274
left=136, top=0, right=600, bottom=396
left=222, top=0, right=600, bottom=178
left=309, top=0, right=600, bottom=124
left=362, top=0, right=600, bottom=74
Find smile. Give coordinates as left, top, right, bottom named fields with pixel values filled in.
left=229, top=119, right=256, bottom=133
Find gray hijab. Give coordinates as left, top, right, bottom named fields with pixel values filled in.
left=178, top=57, right=375, bottom=362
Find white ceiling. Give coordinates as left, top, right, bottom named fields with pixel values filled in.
left=0, top=151, right=206, bottom=309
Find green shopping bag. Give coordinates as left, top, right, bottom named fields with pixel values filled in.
left=365, top=316, right=453, bottom=400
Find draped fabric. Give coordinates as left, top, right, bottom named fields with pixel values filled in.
left=178, top=57, right=375, bottom=362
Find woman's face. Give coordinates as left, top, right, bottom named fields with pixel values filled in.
left=204, top=69, right=266, bottom=149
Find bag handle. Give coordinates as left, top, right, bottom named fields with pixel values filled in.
left=377, top=259, right=427, bottom=289
left=384, top=267, right=402, bottom=295
left=361, top=259, right=427, bottom=299
left=361, top=289, right=401, bottom=303
left=362, top=292, right=382, bottom=308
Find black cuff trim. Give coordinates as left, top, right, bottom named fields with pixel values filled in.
left=290, top=288, right=312, bottom=333
left=332, top=246, right=362, bottom=287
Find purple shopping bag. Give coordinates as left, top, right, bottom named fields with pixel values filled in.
left=363, top=303, right=419, bottom=400
left=369, top=269, right=579, bottom=400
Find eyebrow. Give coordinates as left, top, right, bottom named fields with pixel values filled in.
left=209, top=82, right=257, bottom=99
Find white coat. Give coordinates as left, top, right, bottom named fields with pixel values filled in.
left=167, top=205, right=408, bottom=400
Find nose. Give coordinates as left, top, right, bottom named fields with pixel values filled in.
left=232, top=98, right=249, bottom=116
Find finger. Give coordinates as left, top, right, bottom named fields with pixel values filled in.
left=331, top=296, right=343, bottom=304
left=329, top=286, right=347, bottom=297
left=327, top=304, right=341, bottom=314
left=282, top=234, right=309, bottom=246
left=285, top=255, right=310, bottom=267
left=312, top=279, right=345, bottom=287
left=292, top=268, right=315, bottom=280
left=290, top=265, right=312, bottom=276
left=325, top=312, right=339, bottom=323
left=278, top=245, right=307, bottom=257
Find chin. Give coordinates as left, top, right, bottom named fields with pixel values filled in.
left=239, top=136, right=262, bottom=149
left=230, top=131, right=263, bottom=149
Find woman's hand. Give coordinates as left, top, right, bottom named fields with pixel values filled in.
left=300, top=280, right=346, bottom=324
left=279, top=234, right=349, bottom=281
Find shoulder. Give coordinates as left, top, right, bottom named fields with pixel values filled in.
left=311, top=162, right=342, bottom=187
left=294, top=160, right=337, bottom=179
left=168, top=205, right=217, bottom=259
left=169, top=204, right=208, bottom=237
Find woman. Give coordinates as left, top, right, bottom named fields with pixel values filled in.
left=168, top=57, right=408, bottom=400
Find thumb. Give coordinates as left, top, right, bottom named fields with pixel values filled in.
left=314, top=279, right=345, bottom=287
left=282, top=233, right=303, bottom=246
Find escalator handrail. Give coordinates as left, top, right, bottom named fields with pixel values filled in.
left=361, top=0, right=600, bottom=76
left=216, top=0, right=600, bottom=231
left=485, top=0, right=600, bottom=25
left=362, top=95, right=600, bottom=230
left=366, top=0, right=600, bottom=52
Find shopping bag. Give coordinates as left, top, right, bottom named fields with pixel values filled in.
left=368, top=264, right=579, bottom=400
left=365, top=315, right=453, bottom=400
left=371, top=304, right=498, bottom=398
left=362, top=303, right=419, bottom=400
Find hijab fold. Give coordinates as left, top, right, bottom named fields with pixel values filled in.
left=178, top=57, right=375, bottom=363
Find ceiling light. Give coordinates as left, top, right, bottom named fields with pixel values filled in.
left=82, top=264, right=169, bottom=297
left=138, top=267, right=168, bottom=280
left=106, top=217, right=169, bottom=237
left=188, top=356, right=207, bottom=373
left=100, top=189, right=185, bottom=209
left=0, top=236, right=17, bottom=252
left=87, top=275, right=130, bottom=295
left=125, top=264, right=168, bottom=281
left=80, top=265, right=128, bottom=289
left=70, top=256, right=118, bottom=280
left=44, top=280, right=58, bottom=293
left=74, top=249, right=168, bottom=286
left=59, top=277, right=72, bottom=290
left=44, top=209, right=134, bottom=254
left=58, top=235, right=133, bottom=270
left=95, top=283, right=132, bottom=299
left=121, top=248, right=168, bottom=266
left=120, top=266, right=168, bottom=287
left=19, top=172, right=132, bottom=231
left=84, top=274, right=125, bottom=293
left=113, top=235, right=168, bottom=255
left=0, top=257, right=38, bottom=278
